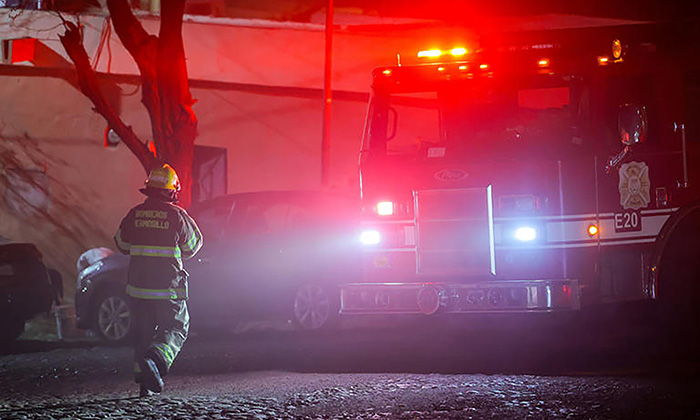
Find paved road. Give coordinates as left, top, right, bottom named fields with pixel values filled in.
left=0, top=310, right=699, bottom=419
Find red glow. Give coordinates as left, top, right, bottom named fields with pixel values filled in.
left=597, top=56, right=610, bottom=66
left=479, top=63, right=489, bottom=70
left=518, top=87, right=569, bottom=109
left=538, top=58, right=550, bottom=67
left=450, top=47, right=467, bottom=56
left=148, top=141, right=157, bottom=157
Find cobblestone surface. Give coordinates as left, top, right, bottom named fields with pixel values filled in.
left=1, top=316, right=699, bottom=419
left=0, top=369, right=699, bottom=419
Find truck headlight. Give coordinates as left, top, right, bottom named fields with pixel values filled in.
left=514, top=226, right=537, bottom=242
left=360, top=230, right=381, bottom=245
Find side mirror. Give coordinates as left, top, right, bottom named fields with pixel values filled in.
left=618, top=104, right=647, bottom=145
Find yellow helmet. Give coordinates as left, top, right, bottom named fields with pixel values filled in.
left=145, top=164, right=181, bottom=192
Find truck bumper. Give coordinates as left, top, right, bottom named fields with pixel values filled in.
left=340, top=279, right=580, bottom=315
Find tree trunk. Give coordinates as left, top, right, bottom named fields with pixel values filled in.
left=59, top=0, right=197, bottom=207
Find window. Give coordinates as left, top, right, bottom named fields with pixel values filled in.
left=241, top=202, right=289, bottom=236
left=193, top=201, right=234, bottom=243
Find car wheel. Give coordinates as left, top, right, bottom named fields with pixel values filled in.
left=94, top=290, right=132, bottom=344
left=0, top=315, right=25, bottom=343
left=291, top=283, right=338, bottom=331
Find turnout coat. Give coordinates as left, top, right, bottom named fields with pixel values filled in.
left=114, top=197, right=203, bottom=300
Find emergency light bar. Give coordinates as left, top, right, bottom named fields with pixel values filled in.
left=417, top=47, right=469, bottom=59
left=376, top=201, right=394, bottom=216
left=417, top=49, right=442, bottom=58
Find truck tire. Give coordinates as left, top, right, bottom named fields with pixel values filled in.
left=93, top=287, right=132, bottom=345
left=0, top=316, right=25, bottom=343
left=657, top=214, right=700, bottom=357
left=290, top=282, right=339, bottom=332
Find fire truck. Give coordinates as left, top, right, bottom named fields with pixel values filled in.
left=340, top=23, right=700, bottom=320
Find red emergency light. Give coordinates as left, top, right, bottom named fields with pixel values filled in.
left=417, top=49, right=442, bottom=58
left=417, top=47, right=470, bottom=60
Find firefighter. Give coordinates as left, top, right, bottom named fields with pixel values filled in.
left=113, top=164, right=203, bottom=397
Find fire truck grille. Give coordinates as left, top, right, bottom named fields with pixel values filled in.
left=414, top=187, right=495, bottom=276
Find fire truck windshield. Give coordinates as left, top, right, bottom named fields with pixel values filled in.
left=364, top=77, right=588, bottom=163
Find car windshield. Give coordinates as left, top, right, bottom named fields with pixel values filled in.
left=370, top=78, right=587, bottom=162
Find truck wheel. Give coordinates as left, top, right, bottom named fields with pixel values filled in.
left=0, top=316, right=25, bottom=342
left=657, top=215, right=700, bottom=356
left=290, top=282, right=338, bottom=331
left=93, top=289, right=132, bottom=344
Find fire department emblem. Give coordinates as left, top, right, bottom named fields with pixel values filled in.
left=618, top=161, right=650, bottom=210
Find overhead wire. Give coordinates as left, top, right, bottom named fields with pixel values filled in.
left=92, top=16, right=111, bottom=70
left=105, top=17, right=112, bottom=73
left=89, top=16, right=139, bottom=98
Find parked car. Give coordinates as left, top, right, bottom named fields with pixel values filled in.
left=0, top=241, right=62, bottom=342
left=75, top=191, right=362, bottom=343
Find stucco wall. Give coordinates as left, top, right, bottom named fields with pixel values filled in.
left=193, top=87, right=366, bottom=193
left=0, top=11, right=477, bottom=91
left=0, top=76, right=145, bottom=299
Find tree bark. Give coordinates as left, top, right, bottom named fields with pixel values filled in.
left=58, top=21, right=157, bottom=173
left=60, top=0, right=198, bottom=207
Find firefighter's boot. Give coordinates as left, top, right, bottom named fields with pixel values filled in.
left=139, top=385, right=155, bottom=397
left=138, top=357, right=164, bottom=394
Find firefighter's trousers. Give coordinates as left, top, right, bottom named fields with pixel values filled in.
left=130, top=297, right=189, bottom=382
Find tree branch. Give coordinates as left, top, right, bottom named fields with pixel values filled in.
left=106, top=0, right=164, bottom=153
left=105, top=0, right=153, bottom=67
left=59, top=21, right=157, bottom=173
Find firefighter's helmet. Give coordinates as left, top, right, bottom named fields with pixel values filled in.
left=144, top=164, right=181, bottom=192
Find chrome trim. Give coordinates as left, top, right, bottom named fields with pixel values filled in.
left=340, top=279, right=580, bottom=315
left=487, top=185, right=496, bottom=275
left=413, top=187, right=495, bottom=276
left=361, top=219, right=414, bottom=224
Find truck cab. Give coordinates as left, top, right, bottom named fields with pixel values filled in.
left=343, top=23, right=700, bottom=317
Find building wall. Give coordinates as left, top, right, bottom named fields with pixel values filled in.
left=0, top=76, right=144, bottom=297
left=0, top=74, right=368, bottom=299
left=193, top=87, right=366, bottom=193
